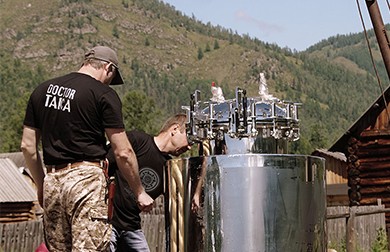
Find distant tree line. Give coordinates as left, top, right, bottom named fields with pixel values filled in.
left=0, top=0, right=387, bottom=156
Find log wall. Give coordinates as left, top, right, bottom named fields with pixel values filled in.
left=347, top=130, right=390, bottom=229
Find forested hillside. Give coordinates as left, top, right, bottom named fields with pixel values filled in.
left=0, top=0, right=388, bottom=154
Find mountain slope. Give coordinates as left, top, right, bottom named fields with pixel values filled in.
left=0, top=0, right=387, bottom=153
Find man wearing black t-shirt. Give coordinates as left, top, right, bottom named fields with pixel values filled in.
left=21, top=45, right=153, bottom=251
left=108, top=114, right=192, bottom=252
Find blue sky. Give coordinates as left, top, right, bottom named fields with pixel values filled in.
left=162, top=0, right=390, bottom=51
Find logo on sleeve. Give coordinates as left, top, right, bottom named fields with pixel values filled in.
left=140, top=167, right=159, bottom=192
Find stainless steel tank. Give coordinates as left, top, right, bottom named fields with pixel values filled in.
left=166, top=84, right=326, bottom=251
left=165, top=154, right=326, bottom=252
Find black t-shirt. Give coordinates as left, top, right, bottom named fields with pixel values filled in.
left=23, top=72, right=124, bottom=165
left=107, top=130, right=171, bottom=231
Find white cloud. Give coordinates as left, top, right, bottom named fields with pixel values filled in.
left=235, top=10, right=284, bottom=35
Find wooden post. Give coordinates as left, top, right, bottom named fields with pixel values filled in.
left=346, top=206, right=357, bottom=252
left=365, top=0, right=390, bottom=81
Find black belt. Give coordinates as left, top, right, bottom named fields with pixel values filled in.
left=46, top=161, right=103, bottom=173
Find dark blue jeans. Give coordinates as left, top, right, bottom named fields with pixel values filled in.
left=110, top=226, right=150, bottom=252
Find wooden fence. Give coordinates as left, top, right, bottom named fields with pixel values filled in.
left=143, top=200, right=389, bottom=252
left=142, top=211, right=165, bottom=252
left=141, top=195, right=166, bottom=252
left=327, top=203, right=387, bottom=252
left=1, top=201, right=387, bottom=252
left=0, top=219, right=44, bottom=252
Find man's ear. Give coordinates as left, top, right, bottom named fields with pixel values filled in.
left=105, top=64, right=113, bottom=74
left=171, top=124, right=180, bottom=136
left=108, top=64, right=115, bottom=73
left=105, top=65, right=115, bottom=79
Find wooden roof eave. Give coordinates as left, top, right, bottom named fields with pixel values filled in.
left=329, top=85, right=390, bottom=155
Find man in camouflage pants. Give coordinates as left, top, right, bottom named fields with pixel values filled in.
left=21, top=46, right=153, bottom=251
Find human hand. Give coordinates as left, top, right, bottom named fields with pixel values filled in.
left=191, top=193, right=200, bottom=213
left=137, top=191, right=154, bottom=212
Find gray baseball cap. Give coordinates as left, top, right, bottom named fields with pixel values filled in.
left=85, top=46, right=124, bottom=85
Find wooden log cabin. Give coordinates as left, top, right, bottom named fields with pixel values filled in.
left=329, top=86, right=390, bottom=230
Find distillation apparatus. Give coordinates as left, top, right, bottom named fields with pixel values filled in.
left=183, top=85, right=300, bottom=155
left=165, top=77, right=327, bottom=252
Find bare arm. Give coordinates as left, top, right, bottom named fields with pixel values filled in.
left=20, top=126, right=45, bottom=206
left=105, top=128, right=153, bottom=212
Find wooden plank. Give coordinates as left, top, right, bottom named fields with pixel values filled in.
left=346, top=206, right=357, bottom=252
left=0, top=215, right=33, bottom=221
left=360, top=186, right=390, bottom=194
left=359, top=170, right=390, bottom=178
left=359, top=177, right=390, bottom=186
left=357, top=139, right=390, bottom=148
left=360, top=130, right=390, bottom=137
left=360, top=196, right=390, bottom=205
left=358, top=155, right=390, bottom=163
left=0, top=212, right=33, bottom=217
left=359, top=162, right=390, bottom=171
left=18, top=221, right=26, bottom=251
left=327, top=194, right=349, bottom=206
left=356, top=147, right=390, bottom=157
left=327, top=183, right=348, bottom=196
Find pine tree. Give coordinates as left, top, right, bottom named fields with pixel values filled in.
left=197, top=47, right=203, bottom=60
left=214, top=39, right=220, bottom=49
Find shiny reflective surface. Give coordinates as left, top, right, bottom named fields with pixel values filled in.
left=183, top=88, right=300, bottom=146
left=211, top=134, right=288, bottom=155
left=166, top=154, right=326, bottom=252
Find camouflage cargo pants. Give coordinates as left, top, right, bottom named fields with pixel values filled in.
left=43, top=164, right=111, bottom=251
